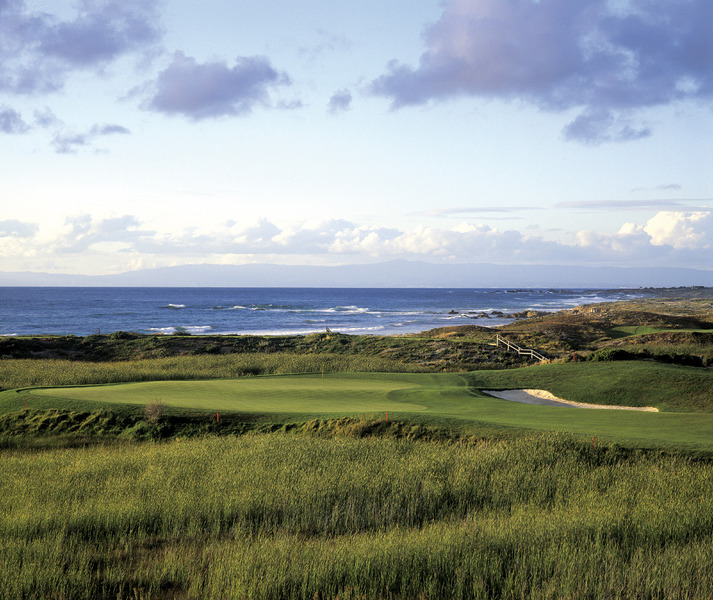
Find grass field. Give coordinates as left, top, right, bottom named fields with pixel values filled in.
left=4, top=335, right=713, bottom=598
left=3, top=434, right=713, bottom=599
left=3, top=295, right=713, bottom=599
left=0, top=352, right=425, bottom=390
left=13, top=361, right=713, bottom=451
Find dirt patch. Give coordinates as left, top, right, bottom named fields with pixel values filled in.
left=483, top=389, right=658, bottom=412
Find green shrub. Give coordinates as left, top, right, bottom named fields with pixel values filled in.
left=109, top=331, right=137, bottom=340
left=587, top=348, right=631, bottom=361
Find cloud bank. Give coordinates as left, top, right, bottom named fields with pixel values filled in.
left=371, top=0, right=713, bottom=143
left=2, top=211, right=712, bottom=273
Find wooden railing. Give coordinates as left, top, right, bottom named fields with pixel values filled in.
left=492, top=334, right=548, bottom=363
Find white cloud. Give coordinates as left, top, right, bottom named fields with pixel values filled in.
left=0, top=219, right=37, bottom=238
left=0, top=105, right=30, bottom=134
left=644, top=211, right=713, bottom=249
left=51, top=122, right=131, bottom=153
left=54, top=214, right=154, bottom=253
left=2, top=211, right=713, bottom=274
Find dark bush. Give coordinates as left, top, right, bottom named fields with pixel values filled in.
left=110, top=331, right=137, bottom=340
left=587, top=348, right=632, bottom=362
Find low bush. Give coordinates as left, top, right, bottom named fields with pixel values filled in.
left=586, top=348, right=632, bottom=361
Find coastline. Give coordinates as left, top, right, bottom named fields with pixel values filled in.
left=0, top=286, right=649, bottom=338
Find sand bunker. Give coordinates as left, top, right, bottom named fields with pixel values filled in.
left=483, top=389, right=658, bottom=412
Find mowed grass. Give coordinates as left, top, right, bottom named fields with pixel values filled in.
left=28, top=373, right=431, bottom=415
left=466, top=361, right=713, bottom=412
left=19, top=363, right=713, bottom=451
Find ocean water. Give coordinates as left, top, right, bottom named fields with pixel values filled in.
left=0, top=287, right=643, bottom=337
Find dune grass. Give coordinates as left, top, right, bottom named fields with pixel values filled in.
left=605, top=325, right=707, bottom=338
left=2, top=434, right=713, bottom=599
left=0, top=352, right=426, bottom=391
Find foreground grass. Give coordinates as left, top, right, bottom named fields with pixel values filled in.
left=2, top=433, right=713, bottom=599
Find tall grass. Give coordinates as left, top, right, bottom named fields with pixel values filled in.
left=0, top=352, right=426, bottom=389
left=2, top=433, right=713, bottom=599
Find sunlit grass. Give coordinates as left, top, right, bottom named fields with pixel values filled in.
left=466, top=361, right=713, bottom=412
left=2, top=434, right=713, bottom=599
left=7, top=361, right=713, bottom=450
left=0, top=352, right=425, bottom=390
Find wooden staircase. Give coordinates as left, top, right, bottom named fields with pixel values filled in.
left=491, top=334, right=548, bottom=363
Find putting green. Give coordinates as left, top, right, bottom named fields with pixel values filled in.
left=24, top=371, right=713, bottom=450
left=28, top=373, right=433, bottom=414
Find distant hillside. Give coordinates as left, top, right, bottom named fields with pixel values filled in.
left=1, top=260, right=712, bottom=288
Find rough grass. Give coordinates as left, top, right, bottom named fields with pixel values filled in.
left=495, top=296, right=713, bottom=357
left=2, top=433, right=713, bottom=599
left=0, top=331, right=528, bottom=371
left=594, top=331, right=713, bottom=367
left=0, top=352, right=427, bottom=390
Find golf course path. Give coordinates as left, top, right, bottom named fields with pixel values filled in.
left=483, top=389, right=659, bottom=412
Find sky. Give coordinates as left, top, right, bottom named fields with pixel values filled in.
left=1, top=0, right=712, bottom=277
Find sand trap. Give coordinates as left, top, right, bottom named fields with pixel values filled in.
left=483, top=389, right=658, bottom=412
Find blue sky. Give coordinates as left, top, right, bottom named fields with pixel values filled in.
left=1, top=0, right=712, bottom=276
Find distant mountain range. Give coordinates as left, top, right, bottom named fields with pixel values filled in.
left=1, top=260, right=712, bottom=288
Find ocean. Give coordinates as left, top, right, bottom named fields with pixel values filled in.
left=0, top=287, right=644, bottom=337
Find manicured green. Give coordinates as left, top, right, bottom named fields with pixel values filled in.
left=14, top=362, right=713, bottom=450
left=27, top=373, right=430, bottom=414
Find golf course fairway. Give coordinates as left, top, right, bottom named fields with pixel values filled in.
left=24, top=371, right=713, bottom=451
